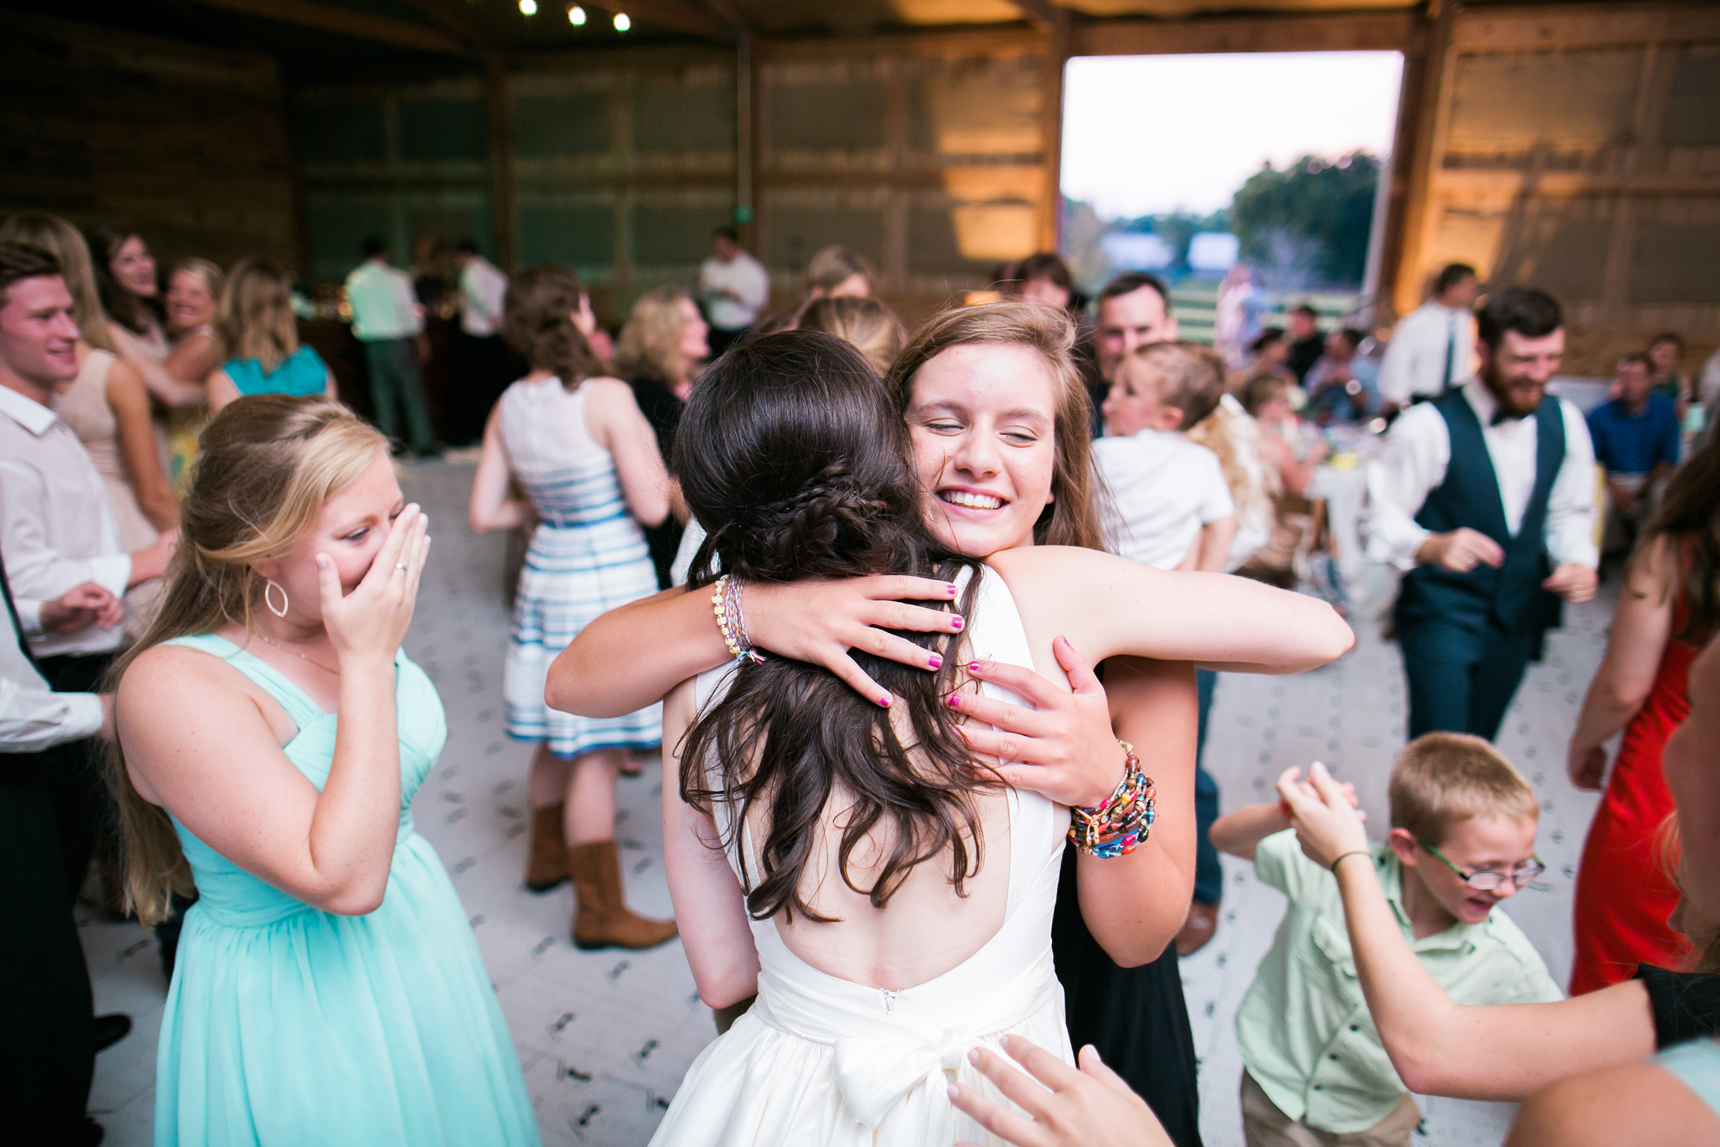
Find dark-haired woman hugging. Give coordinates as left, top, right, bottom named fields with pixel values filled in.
left=554, top=302, right=1351, bottom=1145
left=642, top=331, right=1350, bottom=1144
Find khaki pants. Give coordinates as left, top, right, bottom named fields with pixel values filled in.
left=1241, top=1072, right=1422, bottom=1147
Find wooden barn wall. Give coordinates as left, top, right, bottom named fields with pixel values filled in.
left=0, top=12, right=294, bottom=272
left=1402, top=3, right=1720, bottom=373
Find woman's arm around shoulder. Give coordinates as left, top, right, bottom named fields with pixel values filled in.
left=987, top=547, right=1353, bottom=674
left=582, top=376, right=671, bottom=529
left=661, top=677, right=760, bottom=1008
left=1505, top=1057, right=1720, bottom=1147
left=468, top=404, right=525, bottom=534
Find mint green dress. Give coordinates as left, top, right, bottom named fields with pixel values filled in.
left=153, top=634, right=541, bottom=1147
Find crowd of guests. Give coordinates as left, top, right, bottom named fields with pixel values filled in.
left=3, top=212, right=1720, bottom=1147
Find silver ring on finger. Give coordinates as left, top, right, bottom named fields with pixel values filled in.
left=395, top=562, right=410, bottom=572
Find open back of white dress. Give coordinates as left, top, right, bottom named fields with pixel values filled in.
left=650, top=570, right=1073, bottom=1147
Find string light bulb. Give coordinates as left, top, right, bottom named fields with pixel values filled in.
left=567, top=4, right=585, bottom=23
left=613, top=11, right=630, bottom=31
left=518, top=0, right=536, bottom=13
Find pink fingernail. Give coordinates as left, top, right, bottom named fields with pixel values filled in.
left=946, top=693, right=961, bottom=708
left=927, top=654, right=943, bottom=670
left=967, top=1048, right=981, bottom=1065
left=968, top=661, right=982, bottom=673
left=946, top=583, right=958, bottom=597
left=950, top=616, right=963, bottom=631
left=878, top=693, right=892, bottom=708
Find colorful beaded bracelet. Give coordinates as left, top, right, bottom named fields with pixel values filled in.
left=711, top=574, right=765, bottom=665
left=1068, top=740, right=1156, bottom=859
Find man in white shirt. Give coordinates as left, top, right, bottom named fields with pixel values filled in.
left=697, top=227, right=770, bottom=357
left=346, top=238, right=436, bottom=455
left=0, top=241, right=144, bottom=1144
left=452, top=240, right=511, bottom=445
left=1366, top=286, right=1597, bottom=741
left=1378, top=263, right=1479, bottom=409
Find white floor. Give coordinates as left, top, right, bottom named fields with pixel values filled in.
left=83, top=457, right=1611, bottom=1147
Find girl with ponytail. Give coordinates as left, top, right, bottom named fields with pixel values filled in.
left=468, top=265, right=680, bottom=949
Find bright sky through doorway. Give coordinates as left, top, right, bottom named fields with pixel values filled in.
left=1061, top=52, right=1405, bottom=220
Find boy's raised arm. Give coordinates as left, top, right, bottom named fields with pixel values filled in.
left=1209, top=800, right=1292, bottom=863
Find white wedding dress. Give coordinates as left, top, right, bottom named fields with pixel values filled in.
left=651, top=570, right=1074, bottom=1146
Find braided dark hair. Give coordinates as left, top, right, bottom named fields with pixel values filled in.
left=675, top=330, right=991, bottom=923
left=500, top=265, right=605, bottom=391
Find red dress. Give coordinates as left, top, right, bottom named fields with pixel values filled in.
left=1570, top=589, right=1701, bottom=995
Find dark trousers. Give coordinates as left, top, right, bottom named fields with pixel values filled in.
left=361, top=338, right=433, bottom=450
left=451, top=332, right=509, bottom=446
left=0, top=754, right=96, bottom=1142
left=1401, top=623, right=1539, bottom=742
left=34, top=655, right=114, bottom=902
left=1193, top=668, right=1223, bottom=905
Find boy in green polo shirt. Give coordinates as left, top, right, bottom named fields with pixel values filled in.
left=1211, top=733, right=1563, bottom=1147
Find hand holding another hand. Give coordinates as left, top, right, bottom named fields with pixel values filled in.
left=1277, top=761, right=1371, bottom=869
left=39, top=582, right=122, bottom=633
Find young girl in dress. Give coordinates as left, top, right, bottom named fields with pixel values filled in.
left=648, top=331, right=1350, bottom=1144
left=110, top=396, right=539, bottom=1147
left=551, top=302, right=1352, bottom=1145
left=468, top=265, right=678, bottom=949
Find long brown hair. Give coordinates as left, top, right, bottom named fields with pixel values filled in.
left=105, top=397, right=388, bottom=925
left=217, top=257, right=298, bottom=371
left=887, top=301, right=1105, bottom=551
left=501, top=266, right=604, bottom=391
left=675, top=332, right=990, bottom=923
left=87, top=223, right=161, bottom=336
left=1641, top=429, right=1720, bottom=643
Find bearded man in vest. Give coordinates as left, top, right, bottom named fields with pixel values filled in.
left=1365, top=285, right=1598, bottom=739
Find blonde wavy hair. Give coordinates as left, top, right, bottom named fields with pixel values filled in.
left=218, top=257, right=299, bottom=372
left=615, top=285, right=697, bottom=386
left=795, top=296, right=906, bottom=377
left=104, top=396, right=388, bottom=925
left=0, top=212, right=118, bottom=352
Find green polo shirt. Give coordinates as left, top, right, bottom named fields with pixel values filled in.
left=1235, top=831, right=1563, bottom=1134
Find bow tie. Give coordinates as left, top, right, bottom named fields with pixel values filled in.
left=1490, top=408, right=1525, bottom=427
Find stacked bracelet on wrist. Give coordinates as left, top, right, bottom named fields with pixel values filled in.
left=1068, top=740, right=1156, bottom=859
left=711, top=574, right=765, bottom=665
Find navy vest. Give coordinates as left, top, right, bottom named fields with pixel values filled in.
left=1396, top=390, right=1565, bottom=657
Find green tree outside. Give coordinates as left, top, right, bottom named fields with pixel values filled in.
left=1228, top=151, right=1380, bottom=288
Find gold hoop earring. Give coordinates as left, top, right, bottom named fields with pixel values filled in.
left=264, top=579, right=289, bottom=618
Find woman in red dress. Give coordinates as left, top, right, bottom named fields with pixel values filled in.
left=1568, top=431, right=1720, bottom=994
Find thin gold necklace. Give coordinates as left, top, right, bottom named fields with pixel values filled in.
left=253, top=631, right=340, bottom=675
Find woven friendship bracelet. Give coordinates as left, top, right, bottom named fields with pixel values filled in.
left=1068, top=740, right=1156, bottom=859
left=711, top=575, right=765, bottom=665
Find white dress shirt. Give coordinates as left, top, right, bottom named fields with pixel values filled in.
left=1378, top=302, right=1476, bottom=406
left=0, top=385, right=129, bottom=658
left=345, top=259, right=423, bottom=342
left=1094, top=429, right=1235, bottom=570
left=2, top=590, right=104, bottom=752
left=459, top=256, right=509, bottom=338
left=698, top=251, right=771, bottom=331
left=1364, top=378, right=1598, bottom=572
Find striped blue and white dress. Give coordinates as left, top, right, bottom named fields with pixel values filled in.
left=498, top=376, right=663, bottom=758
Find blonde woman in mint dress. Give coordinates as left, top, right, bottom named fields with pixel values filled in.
left=112, top=396, right=539, bottom=1147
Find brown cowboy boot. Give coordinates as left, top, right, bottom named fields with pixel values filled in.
left=524, top=804, right=569, bottom=892
left=568, top=840, right=678, bottom=950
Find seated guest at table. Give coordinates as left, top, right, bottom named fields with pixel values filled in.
left=1285, top=304, right=1325, bottom=386
left=1246, top=327, right=1294, bottom=384
left=1647, top=332, right=1690, bottom=413
left=1305, top=327, right=1382, bottom=425
left=206, top=258, right=337, bottom=414
left=1589, top=353, right=1681, bottom=563
left=1242, top=373, right=1328, bottom=500
left=1213, top=737, right=1562, bottom=1147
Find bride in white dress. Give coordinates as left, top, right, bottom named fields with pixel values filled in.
left=649, top=331, right=1351, bottom=1146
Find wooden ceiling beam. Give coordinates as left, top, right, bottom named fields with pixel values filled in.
left=392, top=0, right=491, bottom=50
left=1008, top=0, right=1067, bottom=35
left=1070, top=10, right=1419, bottom=57
left=178, top=0, right=468, bottom=55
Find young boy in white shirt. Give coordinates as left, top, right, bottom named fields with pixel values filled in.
left=1093, top=341, right=1237, bottom=571
left=1212, top=735, right=1563, bottom=1147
